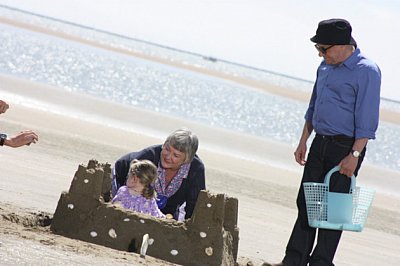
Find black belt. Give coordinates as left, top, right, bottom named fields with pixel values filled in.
left=316, top=134, right=355, bottom=142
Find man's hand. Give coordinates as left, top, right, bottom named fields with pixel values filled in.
left=0, top=100, right=9, bottom=114
left=294, top=121, right=313, bottom=166
left=338, top=154, right=358, bottom=177
left=294, top=142, right=308, bottom=166
left=339, top=138, right=368, bottom=177
left=4, top=130, right=39, bottom=148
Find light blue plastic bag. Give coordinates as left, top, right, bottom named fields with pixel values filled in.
left=325, top=166, right=355, bottom=224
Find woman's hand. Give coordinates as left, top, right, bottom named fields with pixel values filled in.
left=165, top=214, right=174, bottom=219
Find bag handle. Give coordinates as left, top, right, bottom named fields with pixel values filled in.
left=324, top=166, right=356, bottom=193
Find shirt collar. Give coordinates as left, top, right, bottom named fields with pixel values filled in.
left=341, top=47, right=360, bottom=70
left=321, top=47, right=360, bottom=71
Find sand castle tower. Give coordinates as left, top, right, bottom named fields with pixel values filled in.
left=51, top=160, right=239, bottom=265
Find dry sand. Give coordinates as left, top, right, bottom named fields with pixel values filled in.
left=1, top=16, right=400, bottom=266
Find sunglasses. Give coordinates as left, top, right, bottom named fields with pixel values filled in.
left=314, top=44, right=334, bottom=54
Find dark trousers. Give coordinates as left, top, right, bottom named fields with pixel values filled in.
left=283, top=134, right=366, bottom=266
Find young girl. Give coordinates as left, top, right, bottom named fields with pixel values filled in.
left=112, top=159, right=165, bottom=218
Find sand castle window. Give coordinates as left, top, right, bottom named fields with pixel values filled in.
left=170, top=250, right=178, bottom=256
left=108, top=228, right=117, bottom=238
left=205, top=247, right=213, bottom=256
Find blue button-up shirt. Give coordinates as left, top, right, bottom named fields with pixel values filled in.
left=305, top=48, right=381, bottom=139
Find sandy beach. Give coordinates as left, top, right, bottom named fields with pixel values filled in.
left=1, top=16, right=400, bottom=266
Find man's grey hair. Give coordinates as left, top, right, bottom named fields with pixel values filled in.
left=164, top=128, right=199, bottom=163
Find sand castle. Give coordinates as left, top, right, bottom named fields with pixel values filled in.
left=51, top=160, right=239, bottom=265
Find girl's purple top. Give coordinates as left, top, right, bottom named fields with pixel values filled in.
left=112, top=186, right=165, bottom=218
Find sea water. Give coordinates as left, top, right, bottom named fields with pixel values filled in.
left=0, top=6, right=399, bottom=172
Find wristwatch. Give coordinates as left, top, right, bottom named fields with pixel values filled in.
left=0, top=133, right=7, bottom=146
left=351, top=149, right=360, bottom=158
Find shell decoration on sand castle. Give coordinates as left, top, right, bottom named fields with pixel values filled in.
left=51, top=160, right=239, bottom=265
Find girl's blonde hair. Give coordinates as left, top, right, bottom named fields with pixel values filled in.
left=128, top=159, right=158, bottom=199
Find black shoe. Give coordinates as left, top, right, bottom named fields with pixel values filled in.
left=261, top=262, right=284, bottom=266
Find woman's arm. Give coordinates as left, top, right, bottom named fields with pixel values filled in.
left=184, top=159, right=205, bottom=219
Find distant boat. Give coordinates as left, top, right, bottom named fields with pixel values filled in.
left=203, top=56, right=218, bottom=62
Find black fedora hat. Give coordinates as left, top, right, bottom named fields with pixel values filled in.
left=311, top=18, right=357, bottom=46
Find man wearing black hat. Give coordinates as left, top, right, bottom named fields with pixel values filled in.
left=264, top=19, right=381, bottom=266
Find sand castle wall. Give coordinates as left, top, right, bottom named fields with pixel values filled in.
left=51, top=160, right=239, bottom=265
